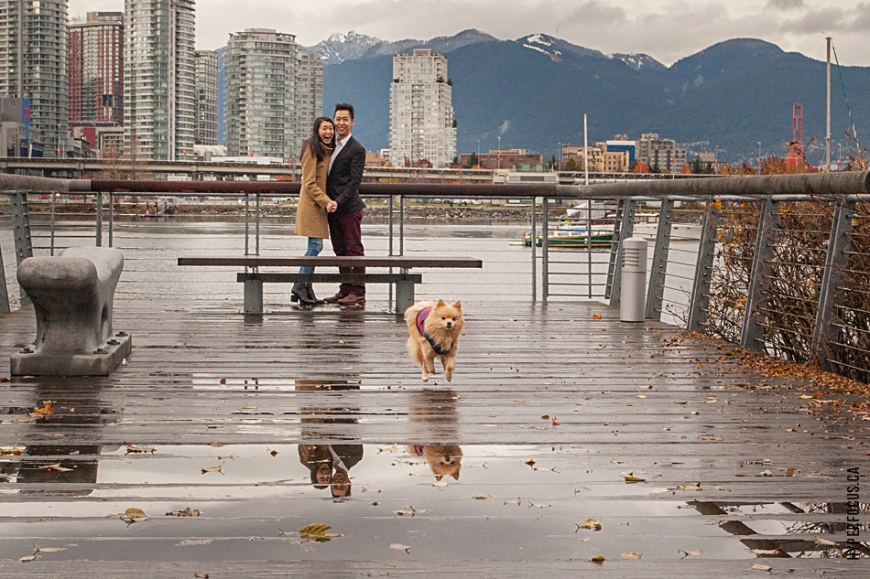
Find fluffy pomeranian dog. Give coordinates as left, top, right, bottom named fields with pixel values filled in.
left=404, top=299, right=464, bottom=382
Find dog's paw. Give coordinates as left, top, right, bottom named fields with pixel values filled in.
left=445, top=370, right=453, bottom=382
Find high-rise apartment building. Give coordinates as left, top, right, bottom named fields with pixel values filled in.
left=389, top=49, right=456, bottom=168
left=636, top=133, right=687, bottom=173
left=0, top=0, right=68, bottom=157
left=194, top=50, right=218, bottom=145
left=124, top=0, right=196, bottom=160
left=294, top=49, right=323, bottom=154
left=68, top=12, right=123, bottom=126
left=226, top=29, right=322, bottom=161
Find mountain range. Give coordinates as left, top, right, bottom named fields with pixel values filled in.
left=306, top=30, right=870, bottom=164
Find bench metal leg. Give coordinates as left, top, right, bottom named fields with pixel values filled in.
left=244, top=278, right=263, bottom=314
left=395, top=280, right=415, bottom=313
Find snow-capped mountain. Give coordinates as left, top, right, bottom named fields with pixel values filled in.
left=307, top=29, right=497, bottom=65
left=610, top=53, right=666, bottom=71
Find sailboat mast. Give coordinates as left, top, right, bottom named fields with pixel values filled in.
left=826, top=36, right=831, bottom=171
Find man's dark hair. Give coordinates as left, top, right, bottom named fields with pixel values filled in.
left=334, top=103, right=355, bottom=120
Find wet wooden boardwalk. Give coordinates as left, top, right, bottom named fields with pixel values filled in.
left=0, top=297, right=867, bottom=577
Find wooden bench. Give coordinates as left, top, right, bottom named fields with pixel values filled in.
left=177, top=256, right=483, bottom=313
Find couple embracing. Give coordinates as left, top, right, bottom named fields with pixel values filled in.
left=292, top=103, right=367, bottom=306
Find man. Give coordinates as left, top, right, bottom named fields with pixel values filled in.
left=324, top=103, right=367, bottom=305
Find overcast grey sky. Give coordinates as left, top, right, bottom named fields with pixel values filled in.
left=69, top=0, right=870, bottom=66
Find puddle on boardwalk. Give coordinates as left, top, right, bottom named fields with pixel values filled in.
left=1, top=444, right=867, bottom=563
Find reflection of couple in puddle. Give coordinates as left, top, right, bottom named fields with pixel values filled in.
left=298, top=443, right=362, bottom=498
left=296, top=373, right=364, bottom=500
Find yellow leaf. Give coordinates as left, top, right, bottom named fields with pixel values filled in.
left=622, top=552, right=643, bottom=559
left=751, top=564, right=772, bottom=572
left=624, top=475, right=646, bottom=482
left=579, top=518, right=602, bottom=530
left=523, top=458, right=536, bottom=467
left=299, top=523, right=331, bottom=536
left=815, top=535, right=837, bottom=546
left=165, top=508, right=201, bottom=517
left=390, top=543, right=411, bottom=552
left=122, top=507, right=149, bottom=524
left=586, top=556, right=605, bottom=564
left=20, top=553, right=37, bottom=562
left=472, top=494, right=493, bottom=500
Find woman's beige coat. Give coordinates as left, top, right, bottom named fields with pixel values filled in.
left=295, top=143, right=333, bottom=239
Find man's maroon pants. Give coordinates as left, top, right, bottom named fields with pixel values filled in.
left=328, top=210, right=365, bottom=297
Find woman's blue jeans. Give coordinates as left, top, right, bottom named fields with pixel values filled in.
left=299, top=237, right=323, bottom=274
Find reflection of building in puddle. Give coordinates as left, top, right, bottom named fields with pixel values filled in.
left=407, top=388, right=463, bottom=481
left=1, top=381, right=113, bottom=496
left=689, top=501, right=870, bottom=559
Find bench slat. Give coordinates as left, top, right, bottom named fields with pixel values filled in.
left=179, top=256, right=482, bottom=268
left=237, top=273, right=422, bottom=283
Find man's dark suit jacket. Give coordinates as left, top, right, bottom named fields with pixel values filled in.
left=326, top=136, right=366, bottom=213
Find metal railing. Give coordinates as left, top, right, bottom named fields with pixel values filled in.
left=3, top=171, right=870, bottom=382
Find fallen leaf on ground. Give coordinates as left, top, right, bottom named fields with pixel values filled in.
left=523, top=458, right=536, bottom=467
left=624, top=475, right=646, bottom=482
left=815, top=535, right=837, bottom=546
left=390, top=543, right=411, bottom=552
left=37, top=463, right=73, bottom=472
left=20, top=553, right=37, bottom=562
left=121, top=507, right=149, bottom=525
left=394, top=506, right=429, bottom=516
left=698, top=435, right=724, bottom=441
left=166, top=508, right=201, bottom=517
left=194, top=573, right=209, bottom=579
left=622, top=552, right=642, bottom=559
left=586, top=556, right=605, bottom=564
left=267, top=448, right=278, bottom=457
left=678, top=549, right=703, bottom=558
left=125, top=444, right=156, bottom=454
left=578, top=518, right=602, bottom=531
left=751, top=564, right=772, bottom=572
left=432, top=480, right=448, bottom=487
left=34, top=546, right=66, bottom=553
left=201, top=463, right=224, bottom=475
left=678, top=483, right=703, bottom=491
left=298, top=523, right=342, bottom=541
left=472, top=494, right=493, bottom=500
left=751, top=548, right=782, bottom=555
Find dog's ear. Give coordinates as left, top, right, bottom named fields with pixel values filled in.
left=436, top=298, right=446, bottom=307
left=435, top=474, right=443, bottom=482
left=452, top=471, right=460, bottom=481
left=452, top=300, right=462, bottom=310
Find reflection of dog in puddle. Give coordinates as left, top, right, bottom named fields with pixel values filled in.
left=407, top=389, right=462, bottom=481
left=407, top=444, right=463, bottom=481
left=404, top=299, right=464, bottom=382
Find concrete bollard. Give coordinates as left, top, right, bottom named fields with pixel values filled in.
left=11, top=246, right=132, bottom=376
left=620, top=237, right=648, bottom=323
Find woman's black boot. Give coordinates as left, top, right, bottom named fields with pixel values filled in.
left=291, top=281, right=315, bottom=305
left=306, top=283, right=325, bottom=305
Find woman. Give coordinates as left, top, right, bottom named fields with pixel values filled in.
left=292, top=117, right=338, bottom=305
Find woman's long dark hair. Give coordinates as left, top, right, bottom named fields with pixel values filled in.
left=303, top=117, right=336, bottom=162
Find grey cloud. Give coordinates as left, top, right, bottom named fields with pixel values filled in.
left=766, top=0, right=805, bottom=10
left=781, top=8, right=847, bottom=34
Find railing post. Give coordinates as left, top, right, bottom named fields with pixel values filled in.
left=530, top=194, right=537, bottom=303
left=687, top=198, right=720, bottom=331
left=740, top=198, right=778, bottom=349
left=542, top=196, right=549, bottom=302
left=108, top=191, right=114, bottom=247
left=645, top=198, right=674, bottom=320
left=608, top=198, right=637, bottom=307
left=10, top=191, right=33, bottom=306
left=811, top=199, right=855, bottom=370
left=50, top=190, right=57, bottom=255
left=95, top=191, right=103, bottom=246
left=0, top=238, right=7, bottom=315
